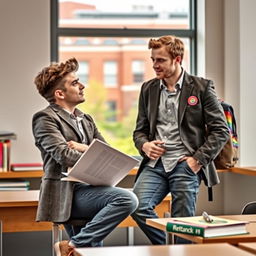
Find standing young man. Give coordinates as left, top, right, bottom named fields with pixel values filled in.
left=131, top=35, right=229, bottom=244
left=32, top=58, right=138, bottom=256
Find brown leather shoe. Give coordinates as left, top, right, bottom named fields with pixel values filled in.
left=54, top=240, right=76, bottom=256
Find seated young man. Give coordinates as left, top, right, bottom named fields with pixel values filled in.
left=32, top=58, right=138, bottom=256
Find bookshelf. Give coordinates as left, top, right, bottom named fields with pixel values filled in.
left=0, top=169, right=137, bottom=190
left=0, top=168, right=231, bottom=180
left=0, top=171, right=43, bottom=179
left=2, top=168, right=252, bottom=190
left=0, top=171, right=43, bottom=190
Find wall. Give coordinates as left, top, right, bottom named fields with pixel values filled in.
left=223, top=0, right=256, bottom=214
left=204, top=0, right=225, bottom=98
left=0, top=1, right=49, bottom=254
left=198, top=0, right=256, bottom=215
left=200, top=0, right=256, bottom=214
left=196, top=0, right=226, bottom=215
left=0, top=0, right=49, bottom=163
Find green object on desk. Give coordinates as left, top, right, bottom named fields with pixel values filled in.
left=166, top=216, right=248, bottom=238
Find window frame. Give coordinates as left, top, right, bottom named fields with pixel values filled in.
left=50, top=0, right=197, bottom=74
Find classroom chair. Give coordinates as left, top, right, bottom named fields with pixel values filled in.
left=241, top=201, right=256, bottom=214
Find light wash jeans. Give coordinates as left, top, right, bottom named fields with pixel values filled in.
left=132, top=159, right=200, bottom=244
left=64, top=184, right=138, bottom=247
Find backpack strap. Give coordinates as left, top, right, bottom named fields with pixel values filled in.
left=228, top=105, right=238, bottom=148
left=221, top=101, right=238, bottom=148
left=208, top=187, right=213, bottom=201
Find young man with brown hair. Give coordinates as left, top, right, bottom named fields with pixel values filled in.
left=32, top=58, right=138, bottom=256
left=131, top=35, right=229, bottom=244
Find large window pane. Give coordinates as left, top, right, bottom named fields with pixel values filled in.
left=54, top=0, right=196, bottom=155
left=59, top=0, right=190, bottom=29
left=77, top=61, right=89, bottom=84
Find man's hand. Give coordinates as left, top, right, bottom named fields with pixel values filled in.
left=142, top=140, right=166, bottom=160
left=180, top=156, right=202, bottom=173
left=67, top=140, right=89, bottom=153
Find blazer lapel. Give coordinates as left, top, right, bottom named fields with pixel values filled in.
left=149, top=80, right=161, bottom=136
left=50, top=104, right=84, bottom=141
left=178, top=72, right=194, bottom=124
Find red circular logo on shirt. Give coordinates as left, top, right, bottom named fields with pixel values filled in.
left=188, top=96, right=198, bottom=106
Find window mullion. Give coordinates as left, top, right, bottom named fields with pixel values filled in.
left=58, top=27, right=195, bottom=38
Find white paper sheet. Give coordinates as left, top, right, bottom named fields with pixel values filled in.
left=61, top=139, right=140, bottom=186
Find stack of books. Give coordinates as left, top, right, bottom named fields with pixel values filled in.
left=0, top=131, right=17, bottom=141
left=0, top=131, right=17, bottom=172
left=0, top=180, right=30, bottom=191
left=11, top=163, right=43, bottom=171
left=166, top=215, right=248, bottom=238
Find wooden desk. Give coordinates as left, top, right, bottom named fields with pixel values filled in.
left=231, top=167, right=256, bottom=176
left=238, top=242, right=256, bottom=254
left=0, top=190, right=51, bottom=232
left=146, top=215, right=256, bottom=245
left=75, top=243, right=254, bottom=256
left=0, top=190, right=171, bottom=232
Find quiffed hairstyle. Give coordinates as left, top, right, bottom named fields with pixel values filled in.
left=34, top=57, right=79, bottom=103
left=148, top=35, right=184, bottom=62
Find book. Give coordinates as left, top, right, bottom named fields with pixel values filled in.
left=0, top=180, right=30, bottom=191
left=61, top=139, right=139, bottom=186
left=11, top=163, right=43, bottom=171
left=0, top=180, right=30, bottom=187
left=0, top=131, right=16, bottom=172
left=0, top=141, right=3, bottom=172
left=0, top=131, right=17, bottom=141
left=166, top=215, right=248, bottom=238
left=2, top=140, right=11, bottom=172
left=0, top=187, right=29, bottom=191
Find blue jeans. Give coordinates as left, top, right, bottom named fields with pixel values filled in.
left=132, top=160, right=200, bottom=244
left=64, top=184, right=138, bottom=247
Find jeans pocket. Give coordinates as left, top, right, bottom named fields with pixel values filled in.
left=184, top=161, right=196, bottom=176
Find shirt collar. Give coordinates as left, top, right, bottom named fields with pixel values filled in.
left=63, top=108, right=84, bottom=121
left=160, top=68, right=184, bottom=91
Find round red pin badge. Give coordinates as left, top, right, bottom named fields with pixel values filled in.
left=188, top=96, right=198, bottom=106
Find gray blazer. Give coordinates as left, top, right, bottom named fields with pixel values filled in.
left=32, top=104, right=105, bottom=222
left=133, top=72, right=230, bottom=188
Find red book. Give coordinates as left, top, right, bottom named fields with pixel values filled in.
left=0, top=142, right=3, bottom=172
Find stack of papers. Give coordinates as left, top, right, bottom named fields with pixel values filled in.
left=62, top=139, right=139, bottom=186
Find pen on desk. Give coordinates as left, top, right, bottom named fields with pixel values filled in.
left=202, top=211, right=213, bottom=223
